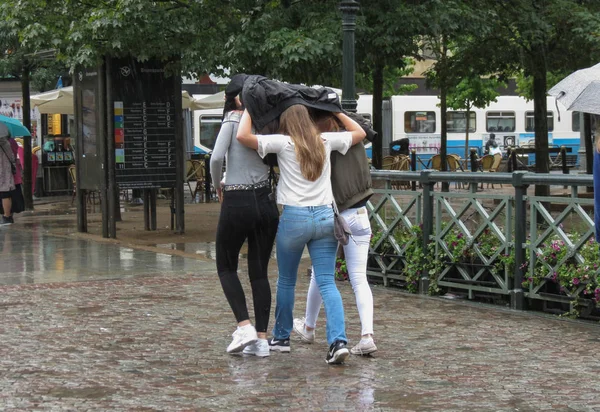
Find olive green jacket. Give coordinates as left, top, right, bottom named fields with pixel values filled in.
left=331, top=142, right=373, bottom=212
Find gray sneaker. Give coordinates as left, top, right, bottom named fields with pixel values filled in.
left=0, top=215, right=13, bottom=226
left=350, top=338, right=377, bottom=355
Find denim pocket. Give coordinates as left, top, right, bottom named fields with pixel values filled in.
left=281, top=217, right=309, bottom=239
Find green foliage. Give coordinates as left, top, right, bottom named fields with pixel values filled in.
left=335, top=257, right=348, bottom=282
left=515, top=71, right=573, bottom=101
left=522, top=236, right=600, bottom=295
left=446, top=77, right=503, bottom=112
left=225, top=1, right=342, bottom=85
left=394, top=225, right=424, bottom=293
left=356, top=62, right=418, bottom=97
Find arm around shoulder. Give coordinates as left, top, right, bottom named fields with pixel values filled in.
left=236, top=109, right=259, bottom=150
left=334, top=112, right=366, bottom=145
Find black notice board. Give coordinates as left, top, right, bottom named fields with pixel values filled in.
left=111, top=58, right=177, bottom=189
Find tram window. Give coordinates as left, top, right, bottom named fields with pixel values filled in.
left=572, top=112, right=580, bottom=132
left=405, top=111, right=436, bottom=133
left=199, top=115, right=222, bottom=151
left=486, top=111, right=515, bottom=132
left=447, top=111, right=476, bottom=133
left=525, top=111, right=554, bottom=132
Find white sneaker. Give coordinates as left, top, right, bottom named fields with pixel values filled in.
left=243, top=338, right=270, bottom=357
left=350, top=338, right=377, bottom=355
left=226, top=325, right=258, bottom=353
left=293, top=318, right=315, bottom=343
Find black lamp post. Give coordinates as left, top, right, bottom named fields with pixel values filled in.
left=340, top=0, right=359, bottom=112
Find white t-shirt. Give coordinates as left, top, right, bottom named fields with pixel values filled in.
left=257, top=132, right=352, bottom=206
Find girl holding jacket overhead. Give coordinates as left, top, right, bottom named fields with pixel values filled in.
left=210, top=75, right=279, bottom=357
left=294, top=111, right=377, bottom=356
left=236, top=104, right=366, bottom=364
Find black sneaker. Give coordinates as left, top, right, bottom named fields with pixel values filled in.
left=0, top=215, right=13, bottom=226
left=326, top=340, right=349, bottom=365
left=267, top=337, right=290, bottom=353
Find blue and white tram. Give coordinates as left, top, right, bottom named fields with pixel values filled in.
left=379, top=95, right=581, bottom=168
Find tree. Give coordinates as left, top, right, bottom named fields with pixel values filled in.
left=421, top=0, right=486, bottom=191
left=0, top=0, right=67, bottom=210
left=223, top=1, right=342, bottom=85
left=446, top=76, right=503, bottom=160
left=354, top=1, right=423, bottom=168
left=452, top=0, right=600, bottom=196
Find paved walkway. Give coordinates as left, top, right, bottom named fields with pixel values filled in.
left=2, top=226, right=600, bottom=411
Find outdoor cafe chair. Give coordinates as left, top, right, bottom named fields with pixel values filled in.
left=479, top=153, right=503, bottom=189
left=446, top=154, right=467, bottom=189
left=390, top=154, right=411, bottom=189
left=189, top=159, right=207, bottom=202
left=382, top=155, right=397, bottom=170
left=185, top=159, right=198, bottom=198
left=68, top=164, right=99, bottom=207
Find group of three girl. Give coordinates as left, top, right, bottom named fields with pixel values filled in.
left=210, top=77, right=377, bottom=365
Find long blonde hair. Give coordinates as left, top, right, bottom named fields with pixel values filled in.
left=279, top=105, right=326, bottom=181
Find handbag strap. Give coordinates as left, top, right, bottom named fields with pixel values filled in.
left=331, top=200, right=340, bottom=216
left=0, top=142, right=16, bottom=169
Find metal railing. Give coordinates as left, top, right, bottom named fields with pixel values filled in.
left=366, top=169, right=599, bottom=314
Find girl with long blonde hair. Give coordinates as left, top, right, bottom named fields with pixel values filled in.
left=237, top=104, right=366, bottom=364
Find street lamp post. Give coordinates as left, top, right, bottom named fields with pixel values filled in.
left=340, top=0, right=359, bottom=112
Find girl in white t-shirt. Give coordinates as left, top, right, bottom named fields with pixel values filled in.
left=237, top=105, right=365, bottom=364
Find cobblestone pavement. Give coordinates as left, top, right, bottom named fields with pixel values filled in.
left=2, top=230, right=600, bottom=411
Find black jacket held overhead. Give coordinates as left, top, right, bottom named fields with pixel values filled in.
left=241, top=75, right=343, bottom=131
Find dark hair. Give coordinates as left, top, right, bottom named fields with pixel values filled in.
left=222, top=96, right=239, bottom=117
left=489, top=133, right=496, bottom=139
left=222, top=74, right=247, bottom=118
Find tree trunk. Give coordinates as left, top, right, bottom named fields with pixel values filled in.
left=20, top=66, right=33, bottom=210
left=584, top=113, right=593, bottom=175
left=372, top=62, right=384, bottom=169
left=464, top=106, right=471, bottom=161
left=533, top=65, right=549, bottom=197
left=440, top=39, right=448, bottom=192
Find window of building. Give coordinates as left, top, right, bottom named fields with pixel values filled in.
left=199, top=115, right=222, bottom=150
left=486, top=111, right=515, bottom=132
left=405, top=111, right=436, bottom=133
left=525, top=111, right=554, bottom=132
left=447, top=111, right=476, bottom=133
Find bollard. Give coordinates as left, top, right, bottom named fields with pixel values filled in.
left=411, top=149, right=417, bottom=191
left=204, top=154, right=212, bottom=203
left=510, top=171, right=528, bottom=310
left=470, top=148, right=478, bottom=192
left=560, top=145, right=569, bottom=175
left=420, top=170, right=434, bottom=294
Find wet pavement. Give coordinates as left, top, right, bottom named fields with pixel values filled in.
left=2, top=223, right=600, bottom=410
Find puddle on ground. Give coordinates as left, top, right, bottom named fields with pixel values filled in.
left=151, top=242, right=309, bottom=260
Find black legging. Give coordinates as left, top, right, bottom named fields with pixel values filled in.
left=215, top=186, right=279, bottom=332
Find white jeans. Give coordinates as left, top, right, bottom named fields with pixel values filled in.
left=305, top=206, right=374, bottom=336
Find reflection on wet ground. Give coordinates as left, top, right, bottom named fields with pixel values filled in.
left=155, top=242, right=218, bottom=259
left=0, top=225, right=214, bottom=286
left=153, top=242, right=289, bottom=260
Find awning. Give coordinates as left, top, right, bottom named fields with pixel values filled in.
left=31, top=86, right=206, bottom=114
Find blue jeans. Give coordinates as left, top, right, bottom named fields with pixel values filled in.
left=272, top=205, right=347, bottom=345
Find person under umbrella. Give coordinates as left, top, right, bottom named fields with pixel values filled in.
left=0, top=123, right=15, bottom=226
